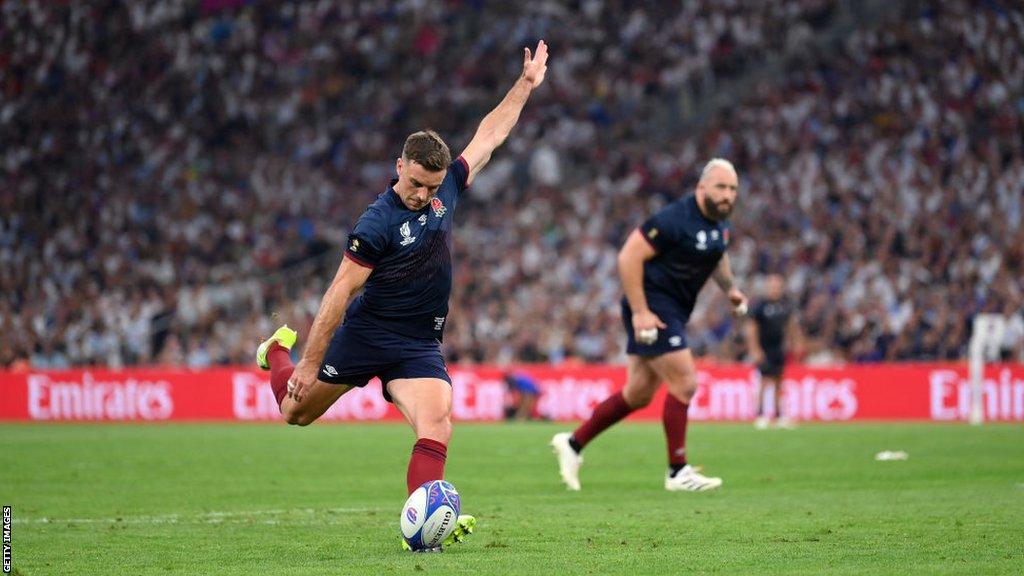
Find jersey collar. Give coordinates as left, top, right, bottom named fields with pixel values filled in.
left=385, top=180, right=407, bottom=210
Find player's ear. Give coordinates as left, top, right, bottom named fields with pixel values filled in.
left=395, top=157, right=404, bottom=177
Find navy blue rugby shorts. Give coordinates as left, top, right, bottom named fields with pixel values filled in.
left=758, top=348, right=786, bottom=377
left=621, top=298, right=691, bottom=357
left=318, top=314, right=451, bottom=403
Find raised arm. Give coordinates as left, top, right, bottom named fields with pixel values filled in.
left=460, top=40, right=549, bottom=186
left=712, top=254, right=749, bottom=316
left=287, top=256, right=372, bottom=402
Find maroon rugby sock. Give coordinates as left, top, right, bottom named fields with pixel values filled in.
left=663, top=393, right=690, bottom=470
left=267, top=342, right=294, bottom=409
left=571, top=391, right=635, bottom=450
left=407, top=438, right=448, bottom=494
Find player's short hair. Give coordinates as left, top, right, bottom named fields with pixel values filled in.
left=402, top=130, right=451, bottom=172
left=700, top=158, right=737, bottom=181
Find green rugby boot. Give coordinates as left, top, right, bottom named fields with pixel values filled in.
left=255, top=325, right=298, bottom=370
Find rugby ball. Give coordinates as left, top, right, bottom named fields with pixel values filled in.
left=400, top=480, right=461, bottom=551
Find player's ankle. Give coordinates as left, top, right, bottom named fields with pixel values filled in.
left=567, top=435, right=583, bottom=454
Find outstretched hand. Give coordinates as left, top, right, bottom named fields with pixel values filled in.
left=522, top=40, right=548, bottom=88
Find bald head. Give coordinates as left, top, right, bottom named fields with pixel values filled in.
left=700, top=158, right=737, bottom=182
left=696, top=158, right=739, bottom=220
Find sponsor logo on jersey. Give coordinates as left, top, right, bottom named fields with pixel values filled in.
left=418, top=214, right=427, bottom=225
left=350, top=238, right=359, bottom=252
left=433, top=317, right=446, bottom=331
left=647, top=228, right=659, bottom=240
left=400, top=221, right=418, bottom=246
left=431, top=197, right=446, bottom=218
left=669, top=335, right=683, bottom=347
left=322, top=365, right=339, bottom=377
left=696, top=230, right=708, bottom=251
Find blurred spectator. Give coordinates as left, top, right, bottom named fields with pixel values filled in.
left=1, top=0, right=1021, bottom=368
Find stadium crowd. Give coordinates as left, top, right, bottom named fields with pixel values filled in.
left=1, top=0, right=1021, bottom=369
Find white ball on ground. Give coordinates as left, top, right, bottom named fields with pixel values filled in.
left=400, top=480, right=461, bottom=551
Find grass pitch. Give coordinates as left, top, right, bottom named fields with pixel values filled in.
left=2, top=422, right=1022, bottom=575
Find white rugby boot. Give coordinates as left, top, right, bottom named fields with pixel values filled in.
left=550, top=432, right=582, bottom=491
left=664, top=465, right=723, bottom=492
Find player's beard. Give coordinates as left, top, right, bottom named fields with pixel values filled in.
left=705, top=198, right=734, bottom=220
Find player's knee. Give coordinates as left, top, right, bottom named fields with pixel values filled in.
left=629, top=395, right=653, bottom=409
left=668, top=374, right=698, bottom=401
left=282, top=406, right=315, bottom=427
left=622, top=386, right=655, bottom=409
left=287, top=415, right=315, bottom=427
left=416, top=413, right=452, bottom=443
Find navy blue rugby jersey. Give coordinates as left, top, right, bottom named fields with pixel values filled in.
left=343, top=157, right=469, bottom=339
left=753, top=298, right=794, bottom=350
left=636, top=194, right=730, bottom=315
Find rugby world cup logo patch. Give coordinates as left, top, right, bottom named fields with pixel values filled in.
left=431, top=197, right=446, bottom=218
left=399, top=220, right=417, bottom=246
left=406, top=507, right=418, bottom=524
